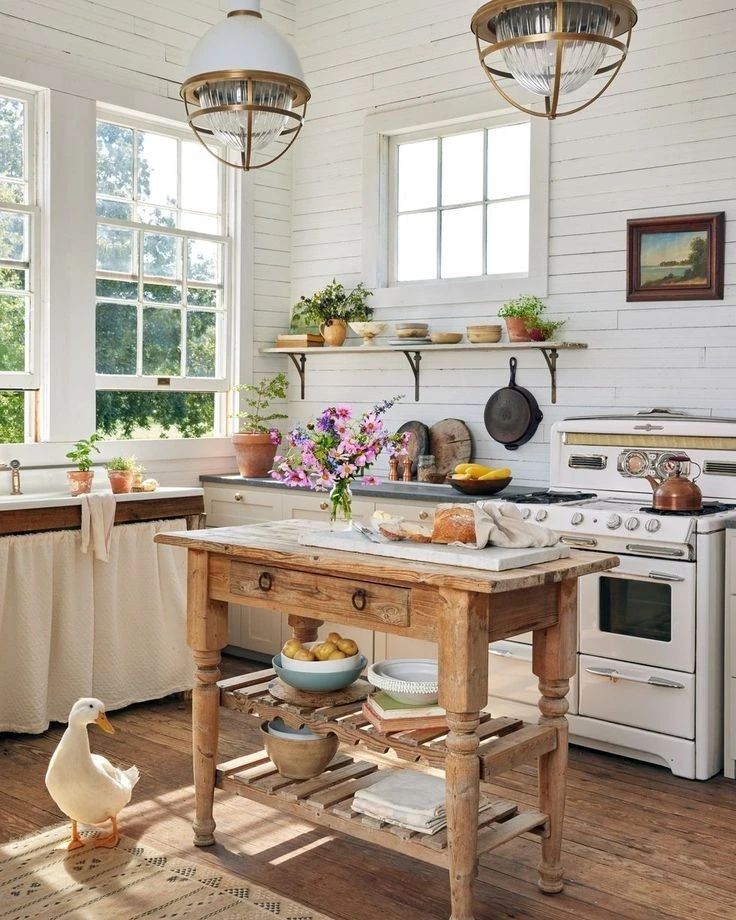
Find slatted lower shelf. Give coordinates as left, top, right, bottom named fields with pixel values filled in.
left=216, top=750, right=548, bottom=868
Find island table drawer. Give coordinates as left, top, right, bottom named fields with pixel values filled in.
left=225, top=561, right=410, bottom=627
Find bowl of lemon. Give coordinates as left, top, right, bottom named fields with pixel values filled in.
left=449, top=463, right=512, bottom=496
left=274, top=632, right=366, bottom=692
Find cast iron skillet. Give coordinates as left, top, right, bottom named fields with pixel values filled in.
left=484, top=357, right=543, bottom=451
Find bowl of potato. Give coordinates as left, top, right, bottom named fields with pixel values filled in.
left=274, top=632, right=366, bottom=692
left=449, top=463, right=512, bottom=496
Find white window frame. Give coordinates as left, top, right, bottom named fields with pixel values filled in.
left=362, top=93, right=549, bottom=308
left=94, top=107, right=235, bottom=437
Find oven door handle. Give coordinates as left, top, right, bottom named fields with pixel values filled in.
left=585, top=666, right=685, bottom=689
left=625, top=543, right=686, bottom=558
left=605, top=570, right=686, bottom=582
left=561, top=536, right=598, bottom=548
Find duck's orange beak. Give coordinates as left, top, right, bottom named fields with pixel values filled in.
left=95, top=712, right=115, bottom=734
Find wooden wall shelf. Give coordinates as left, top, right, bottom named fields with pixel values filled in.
left=263, top=342, right=586, bottom=404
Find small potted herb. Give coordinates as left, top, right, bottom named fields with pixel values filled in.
left=232, top=372, right=288, bottom=477
left=497, top=295, right=546, bottom=342
left=105, top=456, right=138, bottom=494
left=291, top=280, right=373, bottom=347
left=527, top=317, right=566, bottom=342
left=66, top=433, right=103, bottom=496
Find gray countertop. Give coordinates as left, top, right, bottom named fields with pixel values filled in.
left=199, top=473, right=533, bottom=504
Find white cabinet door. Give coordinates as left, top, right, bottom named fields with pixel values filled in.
left=374, top=632, right=438, bottom=663
left=375, top=499, right=436, bottom=527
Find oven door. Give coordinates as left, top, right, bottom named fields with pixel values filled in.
left=579, top=555, right=695, bottom=673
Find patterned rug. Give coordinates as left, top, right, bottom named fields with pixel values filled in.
left=0, top=824, right=333, bottom=920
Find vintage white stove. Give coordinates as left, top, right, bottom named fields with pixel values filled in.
left=488, top=409, right=736, bottom=780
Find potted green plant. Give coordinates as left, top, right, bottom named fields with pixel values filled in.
left=232, top=372, right=289, bottom=477
left=527, top=317, right=566, bottom=342
left=105, top=456, right=138, bottom=494
left=66, top=433, right=103, bottom=496
left=291, top=280, right=373, bottom=347
left=497, top=295, right=546, bottom=342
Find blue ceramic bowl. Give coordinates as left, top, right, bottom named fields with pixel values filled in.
left=273, top=653, right=367, bottom=692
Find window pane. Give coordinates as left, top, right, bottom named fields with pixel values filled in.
left=398, top=140, right=437, bottom=212
left=488, top=122, right=531, bottom=200
left=0, top=210, right=28, bottom=262
left=0, top=295, right=26, bottom=371
left=96, top=198, right=133, bottom=221
left=137, top=131, right=178, bottom=207
left=0, top=390, right=24, bottom=443
left=442, top=132, right=484, bottom=206
left=0, top=267, right=26, bottom=291
left=0, top=97, right=24, bottom=180
left=187, top=311, right=217, bottom=377
left=96, top=302, right=137, bottom=374
left=137, top=205, right=177, bottom=228
left=487, top=199, right=530, bottom=274
left=180, top=212, right=220, bottom=234
left=96, top=278, right=137, bottom=299
left=441, top=206, right=483, bottom=279
left=397, top=212, right=437, bottom=282
left=96, top=122, right=134, bottom=199
left=182, top=142, right=219, bottom=214
left=143, top=283, right=182, bottom=304
left=97, top=225, right=135, bottom=274
left=96, top=390, right=215, bottom=439
left=143, top=232, right=181, bottom=280
left=187, top=287, right=218, bottom=308
left=142, top=307, right=181, bottom=375
left=187, top=239, right=221, bottom=283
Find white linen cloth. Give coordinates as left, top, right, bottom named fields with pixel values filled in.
left=80, top=492, right=116, bottom=562
left=353, top=772, right=446, bottom=822
left=446, top=501, right=560, bottom=550
left=0, top=519, right=193, bottom=733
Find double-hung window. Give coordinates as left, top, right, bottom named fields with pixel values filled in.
left=95, top=113, right=231, bottom=439
left=0, top=83, right=40, bottom=443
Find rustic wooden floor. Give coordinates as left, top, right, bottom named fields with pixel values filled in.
left=2, top=655, right=735, bottom=920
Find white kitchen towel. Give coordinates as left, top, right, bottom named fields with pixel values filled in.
left=80, top=492, right=116, bottom=561
left=353, top=771, right=446, bottom=819
left=351, top=801, right=448, bottom=835
left=465, top=501, right=560, bottom=550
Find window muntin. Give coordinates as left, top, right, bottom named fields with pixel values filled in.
left=392, top=121, right=531, bottom=284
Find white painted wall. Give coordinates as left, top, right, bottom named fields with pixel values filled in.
left=286, top=0, right=736, bottom=486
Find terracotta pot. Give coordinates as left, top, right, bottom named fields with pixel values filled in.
left=232, top=432, right=278, bottom=478
left=67, top=470, right=94, bottom=496
left=504, top=317, right=532, bottom=342
left=107, top=470, right=135, bottom=494
left=319, top=318, right=348, bottom=347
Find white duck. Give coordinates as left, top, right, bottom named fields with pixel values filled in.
left=45, top=698, right=140, bottom=850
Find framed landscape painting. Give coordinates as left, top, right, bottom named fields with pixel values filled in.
left=627, top=212, right=725, bottom=301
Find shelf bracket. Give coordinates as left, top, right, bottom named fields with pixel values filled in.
left=540, top=348, right=559, bottom=404
left=402, top=350, right=422, bottom=402
left=288, top=353, right=307, bottom=400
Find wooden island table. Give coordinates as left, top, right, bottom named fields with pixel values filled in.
left=155, top=520, right=618, bottom=920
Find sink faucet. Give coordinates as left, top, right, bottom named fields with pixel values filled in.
left=0, top=459, right=22, bottom=495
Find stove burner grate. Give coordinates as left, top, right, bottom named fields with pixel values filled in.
left=640, top=503, right=735, bottom=517
left=516, top=491, right=597, bottom=505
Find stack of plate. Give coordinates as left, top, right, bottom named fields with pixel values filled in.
left=390, top=322, right=431, bottom=346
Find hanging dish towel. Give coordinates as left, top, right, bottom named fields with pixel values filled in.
left=467, top=501, right=560, bottom=550
left=80, top=492, right=116, bottom=561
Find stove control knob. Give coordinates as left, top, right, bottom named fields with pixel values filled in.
left=535, top=509, right=548, bottom=522
left=645, top=519, right=661, bottom=533
left=521, top=508, right=531, bottom=520
left=571, top=512, right=585, bottom=526
left=625, top=517, right=640, bottom=531
left=606, top=514, right=622, bottom=530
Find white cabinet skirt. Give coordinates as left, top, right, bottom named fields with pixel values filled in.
left=0, top=519, right=193, bottom=733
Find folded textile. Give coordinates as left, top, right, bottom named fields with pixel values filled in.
left=463, top=501, right=560, bottom=550
left=351, top=801, right=448, bottom=835
left=80, top=492, right=116, bottom=562
left=353, top=771, right=446, bottom=820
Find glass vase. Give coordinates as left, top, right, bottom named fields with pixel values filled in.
left=329, top=482, right=353, bottom=531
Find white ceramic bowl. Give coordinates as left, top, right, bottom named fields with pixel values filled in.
left=349, top=321, right=386, bottom=345
left=280, top=641, right=362, bottom=673
left=367, top=659, right=439, bottom=705
left=267, top=717, right=320, bottom=742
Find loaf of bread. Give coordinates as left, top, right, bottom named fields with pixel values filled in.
left=431, top=505, right=476, bottom=545
left=378, top=521, right=432, bottom=543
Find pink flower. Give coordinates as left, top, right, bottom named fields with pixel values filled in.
left=269, top=428, right=282, bottom=446
left=363, top=475, right=380, bottom=486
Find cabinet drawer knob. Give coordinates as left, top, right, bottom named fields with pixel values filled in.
left=352, top=588, right=367, bottom=611
left=319, top=502, right=329, bottom=511
left=258, top=571, right=273, bottom=592
left=234, top=492, right=243, bottom=502
left=419, top=511, right=429, bottom=520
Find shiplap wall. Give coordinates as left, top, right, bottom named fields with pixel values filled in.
left=285, top=0, right=736, bottom=486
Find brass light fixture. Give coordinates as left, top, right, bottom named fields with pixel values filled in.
left=470, top=0, right=638, bottom=118
left=181, top=0, right=310, bottom=170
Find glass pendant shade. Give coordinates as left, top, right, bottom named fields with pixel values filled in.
left=181, top=0, right=310, bottom=170
left=471, top=0, right=637, bottom=118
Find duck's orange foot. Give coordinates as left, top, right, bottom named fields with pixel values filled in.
left=67, top=821, right=85, bottom=851
left=94, top=816, right=119, bottom=849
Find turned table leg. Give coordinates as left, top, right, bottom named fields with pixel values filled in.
left=289, top=613, right=322, bottom=645
left=187, top=550, right=228, bottom=847
left=438, top=588, right=489, bottom=920
left=532, top=578, right=578, bottom=894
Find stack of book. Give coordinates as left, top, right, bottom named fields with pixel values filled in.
left=362, top=691, right=447, bottom=732
left=275, top=333, right=324, bottom=348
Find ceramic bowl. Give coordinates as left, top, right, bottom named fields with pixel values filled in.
left=467, top=325, right=502, bottom=344
left=395, top=323, right=429, bottom=339
left=349, top=321, right=386, bottom=346
left=367, top=659, right=439, bottom=705
left=273, top=653, right=367, bottom=692
left=430, top=332, right=463, bottom=345
left=396, top=322, right=428, bottom=331
left=449, top=476, right=512, bottom=496
left=281, top=642, right=362, bottom=673
left=267, top=717, right=320, bottom=742
left=260, top=721, right=338, bottom=779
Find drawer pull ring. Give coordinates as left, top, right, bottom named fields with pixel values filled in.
left=352, top=588, right=367, bottom=611
left=258, top=571, right=273, bottom=592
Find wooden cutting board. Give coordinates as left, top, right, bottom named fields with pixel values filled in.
left=396, top=421, right=429, bottom=476
left=428, top=419, right=473, bottom=478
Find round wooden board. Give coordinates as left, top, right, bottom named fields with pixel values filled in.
left=428, top=418, right=473, bottom=478
left=268, top=677, right=371, bottom=709
left=396, top=421, right=430, bottom=476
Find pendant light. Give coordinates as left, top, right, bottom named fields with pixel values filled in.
left=470, top=0, right=637, bottom=118
left=181, top=0, right=310, bottom=170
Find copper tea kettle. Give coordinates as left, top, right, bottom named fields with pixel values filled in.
left=646, top=455, right=703, bottom=512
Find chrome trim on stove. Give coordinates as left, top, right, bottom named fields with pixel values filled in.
left=569, top=455, right=607, bottom=470
left=625, top=543, right=686, bottom=557
left=585, top=666, right=685, bottom=689
left=561, top=536, right=598, bottom=547
left=704, top=461, right=736, bottom=476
